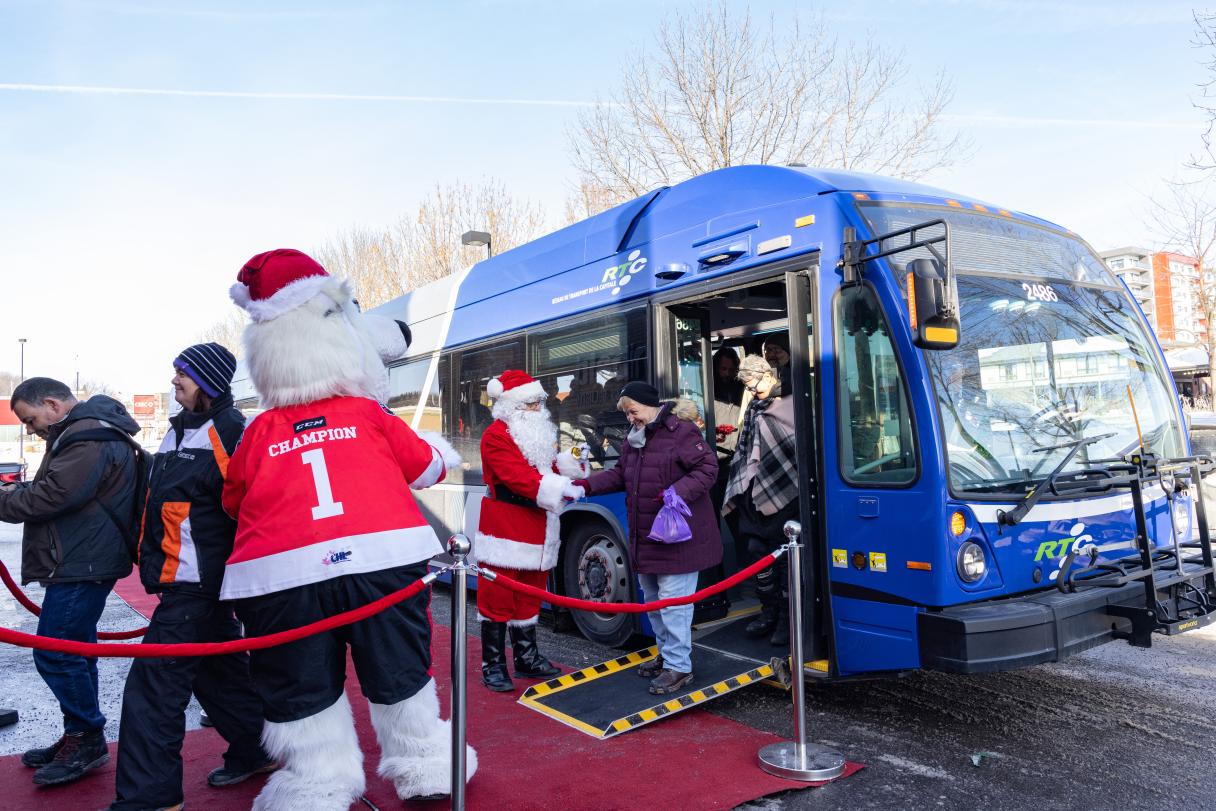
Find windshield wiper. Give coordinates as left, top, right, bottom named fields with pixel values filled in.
left=997, top=432, right=1116, bottom=527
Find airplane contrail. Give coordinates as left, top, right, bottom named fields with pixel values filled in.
left=0, top=82, right=607, bottom=108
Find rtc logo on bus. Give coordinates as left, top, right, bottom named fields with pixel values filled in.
left=550, top=251, right=650, bottom=306
left=1033, top=522, right=1093, bottom=562
left=603, top=250, right=648, bottom=296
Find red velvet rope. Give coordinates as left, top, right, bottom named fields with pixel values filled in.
left=0, top=571, right=435, bottom=658
left=0, top=559, right=147, bottom=640
left=484, top=550, right=781, bottom=614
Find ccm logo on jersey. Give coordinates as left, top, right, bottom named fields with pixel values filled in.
left=294, top=416, right=327, bottom=433
left=322, top=549, right=353, bottom=566
left=267, top=426, right=358, bottom=457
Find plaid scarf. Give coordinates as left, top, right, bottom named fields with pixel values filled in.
left=724, top=392, right=799, bottom=516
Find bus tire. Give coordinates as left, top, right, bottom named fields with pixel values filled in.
left=561, top=520, right=636, bottom=647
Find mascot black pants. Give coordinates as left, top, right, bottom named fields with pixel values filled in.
left=112, top=591, right=266, bottom=811
left=235, top=562, right=433, bottom=723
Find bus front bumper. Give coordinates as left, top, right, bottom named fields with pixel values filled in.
left=916, top=571, right=1211, bottom=674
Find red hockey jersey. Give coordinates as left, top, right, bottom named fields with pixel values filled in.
left=219, top=395, right=446, bottom=600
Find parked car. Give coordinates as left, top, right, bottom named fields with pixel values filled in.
left=0, top=461, right=25, bottom=485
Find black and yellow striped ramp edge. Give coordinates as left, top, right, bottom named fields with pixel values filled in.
left=518, top=646, right=775, bottom=739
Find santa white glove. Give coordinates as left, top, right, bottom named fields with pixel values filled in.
left=562, top=483, right=586, bottom=502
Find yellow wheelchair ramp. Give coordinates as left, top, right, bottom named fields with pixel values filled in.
left=518, top=645, right=776, bottom=739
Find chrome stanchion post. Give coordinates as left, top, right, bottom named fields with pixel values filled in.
left=758, top=520, right=846, bottom=781
left=447, top=533, right=472, bottom=810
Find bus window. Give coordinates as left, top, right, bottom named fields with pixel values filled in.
left=450, top=338, right=524, bottom=483
left=386, top=358, right=443, bottom=432
left=835, top=285, right=917, bottom=484
left=528, top=307, right=646, bottom=470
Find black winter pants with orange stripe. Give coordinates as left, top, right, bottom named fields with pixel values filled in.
left=111, top=590, right=267, bottom=811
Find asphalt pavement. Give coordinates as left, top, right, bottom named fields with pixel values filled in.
left=2, top=516, right=1214, bottom=811
left=430, top=586, right=1216, bottom=811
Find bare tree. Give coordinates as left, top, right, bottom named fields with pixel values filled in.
left=1149, top=175, right=1216, bottom=385
left=315, top=178, right=548, bottom=306
left=568, top=1, right=969, bottom=210
left=402, top=179, right=549, bottom=287
left=563, top=181, right=622, bottom=226
left=196, top=179, right=548, bottom=346
left=312, top=224, right=411, bottom=310
left=78, top=378, right=116, bottom=399
left=1193, top=11, right=1216, bottom=171
left=196, top=310, right=248, bottom=358
left=0, top=371, right=17, bottom=397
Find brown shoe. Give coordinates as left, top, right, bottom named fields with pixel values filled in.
left=637, top=655, right=664, bottom=679
left=648, top=669, right=693, bottom=695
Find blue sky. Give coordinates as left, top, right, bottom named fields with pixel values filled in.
left=0, top=0, right=1206, bottom=394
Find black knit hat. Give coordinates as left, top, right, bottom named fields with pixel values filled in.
left=174, top=343, right=237, bottom=398
left=619, top=380, right=661, bottom=407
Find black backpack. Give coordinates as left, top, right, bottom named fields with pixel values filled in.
left=50, top=425, right=152, bottom=564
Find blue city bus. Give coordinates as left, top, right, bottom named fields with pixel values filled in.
left=234, top=165, right=1216, bottom=678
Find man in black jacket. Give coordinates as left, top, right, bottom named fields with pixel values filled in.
left=0, top=377, right=139, bottom=786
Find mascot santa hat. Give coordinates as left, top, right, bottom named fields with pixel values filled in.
left=222, top=248, right=474, bottom=810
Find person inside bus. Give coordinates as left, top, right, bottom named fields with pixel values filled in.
left=722, top=355, right=798, bottom=646
left=109, top=343, right=274, bottom=811
left=573, top=382, right=722, bottom=696
left=762, top=333, right=790, bottom=370
left=709, top=346, right=746, bottom=565
left=762, top=333, right=795, bottom=393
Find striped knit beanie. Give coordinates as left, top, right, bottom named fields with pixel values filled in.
left=173, top=343, right=237, bottom=398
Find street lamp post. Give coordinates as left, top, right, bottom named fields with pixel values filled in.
left=17, top=338, right=26, bottom=466
left=461, top=230, right=493, bottom=258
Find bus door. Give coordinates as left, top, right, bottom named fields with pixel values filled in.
left=663, top=305, right=714, bottom=425
left=655, top=267, right=828, bottom=658
left=658, top=304, right=728, bottom=621
left=824, top=282, right=927, bottom=675
left=783, top=268, right=830, bottom=665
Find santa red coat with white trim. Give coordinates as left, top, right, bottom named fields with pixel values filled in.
left=473, top=420, right=585, bottom=572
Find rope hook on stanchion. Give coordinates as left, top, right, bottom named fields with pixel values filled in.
left=758, top=520, right=846, bottom=781
left=447, top=533, right=472, bottom=811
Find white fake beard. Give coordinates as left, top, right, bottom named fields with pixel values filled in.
left=505, top=408, right=558, bottom=471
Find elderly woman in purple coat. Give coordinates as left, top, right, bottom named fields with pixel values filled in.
left=573, top=381, right=722, bottom=695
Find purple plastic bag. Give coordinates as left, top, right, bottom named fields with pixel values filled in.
left=648, top=487, right=693, bottom=544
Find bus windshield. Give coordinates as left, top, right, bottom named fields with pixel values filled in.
left=859, top=203, right=1185, bottom=495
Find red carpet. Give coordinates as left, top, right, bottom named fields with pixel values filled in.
left=0, top=578, right=860, bottom=809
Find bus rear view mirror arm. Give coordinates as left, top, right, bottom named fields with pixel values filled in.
left=840, top=220, right=959, bottom=350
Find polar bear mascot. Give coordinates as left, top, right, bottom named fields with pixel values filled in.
left=220, top=248, right=475, bottom=809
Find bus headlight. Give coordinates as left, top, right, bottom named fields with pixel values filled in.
left=956, top=541, right=987, bottom=583
left=1173, top=500, right=1190, bottom=535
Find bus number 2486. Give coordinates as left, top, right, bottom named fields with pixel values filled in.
left=1022, top=283, right=1058, bottom=302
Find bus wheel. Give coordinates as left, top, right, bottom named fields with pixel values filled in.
left=561, top=521, right=635, bottom=647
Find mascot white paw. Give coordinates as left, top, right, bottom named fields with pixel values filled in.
left=370, top=678, right=478, bottom=800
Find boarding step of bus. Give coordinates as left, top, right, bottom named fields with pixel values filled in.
left=518, top=612, right=828, bottom=739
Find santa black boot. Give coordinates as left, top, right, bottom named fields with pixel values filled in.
left=509, top=623, right=560, bottom=679
left=480, top=621, right=514, bottom=692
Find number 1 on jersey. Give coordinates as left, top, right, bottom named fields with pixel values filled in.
left=302, top=448, right=345, bottom=520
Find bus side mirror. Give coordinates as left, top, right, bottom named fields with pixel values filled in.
left=906, top=257, right=960, bottom=350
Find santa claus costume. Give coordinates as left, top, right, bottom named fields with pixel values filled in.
left=223, top=249, right=475, bottom=810
left=473, top=370, right=587, bottom=692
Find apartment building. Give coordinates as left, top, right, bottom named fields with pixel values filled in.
left=1100, top=246, right=1154, bottom=322
left=1100, top=247, right=1206, bottom=344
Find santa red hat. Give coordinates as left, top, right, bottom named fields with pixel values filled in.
left=487, top=369, right=545, bottom=408
left=230, top=248, right=333, bottom=322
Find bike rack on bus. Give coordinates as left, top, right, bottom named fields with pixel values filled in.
left=1054, top=454, right=1216, bottom=647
